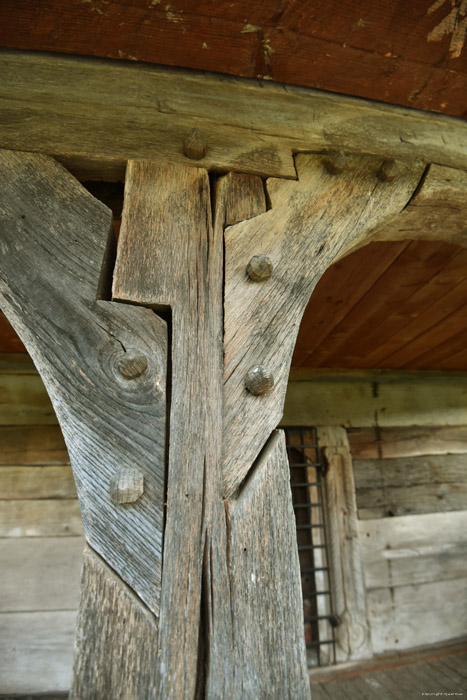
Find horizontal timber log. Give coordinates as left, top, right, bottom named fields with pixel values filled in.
left=1, top=50, right=467, bottom=180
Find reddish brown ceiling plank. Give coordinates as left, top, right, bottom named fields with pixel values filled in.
left=376, top=275, right=467, bottom=368
left=291, top=240, right=411, bottom=367
left=403, top=321, right=467, bottom=370
left=0, top=1, right=259, bottom=75
left=0, top=0, right=466, bottom=116
left=432, top=344, right=467, bottom=371
left=0, top=311, right=26, bottom=353
left=303, top=240, right=462, bottom=368
left=345, top=245, right=467, bottom=367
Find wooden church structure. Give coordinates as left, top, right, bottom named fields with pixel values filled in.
left=0, top=2, right=467, bottom=697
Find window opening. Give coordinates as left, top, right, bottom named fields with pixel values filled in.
left=284, top=426, right=337, bottom=667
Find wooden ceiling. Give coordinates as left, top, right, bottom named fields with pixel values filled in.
left=1, top=0, right=466, bottom=117
left=4, top=238, right=467, bottom=370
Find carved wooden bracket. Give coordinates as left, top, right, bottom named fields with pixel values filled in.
left=2, top=145, right=465, bottom=697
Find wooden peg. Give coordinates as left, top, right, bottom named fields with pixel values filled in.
left=183, top=129, right=206, bottom=160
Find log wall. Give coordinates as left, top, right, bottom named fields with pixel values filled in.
left=0, top=354, right=84, bottom=695
left=283, top=370, right=467, bottom=657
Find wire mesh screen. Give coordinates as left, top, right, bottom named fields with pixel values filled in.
left=284, top=427, right=337, bottom=667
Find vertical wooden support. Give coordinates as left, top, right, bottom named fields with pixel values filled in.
left=318, top=427, right=372, bottom=662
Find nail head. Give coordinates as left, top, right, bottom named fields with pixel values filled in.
left=110, top=468, right=145, bottom=504
left=183, top=129, right=206, bottom=160
left=246, top=255, right=273, bottom=282
left=245, top=365, right=274, bottom=395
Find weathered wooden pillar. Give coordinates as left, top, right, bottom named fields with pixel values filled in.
left=0, top=147, right=427, bottom=698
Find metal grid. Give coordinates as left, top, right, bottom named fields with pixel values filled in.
left=284, top=427, right=337, bottom=668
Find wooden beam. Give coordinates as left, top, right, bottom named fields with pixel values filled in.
left=1, top=50, right=467, bottom=181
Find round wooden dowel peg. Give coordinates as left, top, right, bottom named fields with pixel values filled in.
left=117, top=353, right=148, bottom=380
left=246, top=255, right=273, bottom=282
left=183, top=129, right=206, bottom=160
left=377, top=160, right=399, bottom=182
left=110, top=468, right=145, bottom=504
left=245, top=365, right=274, bottom=395
left=323, top=150, right=346, bottom=175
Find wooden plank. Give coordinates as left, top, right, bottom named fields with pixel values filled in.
left=0, top=610, right=77, bottom=694
left=0, top=373, right=57, bottom=425
left=71, top=547, right=159, bottom=700
left=113, top=161, right=225, bottom=698
left=0, top=311, right=26, bottom=353
left=292, top=240, right=411, bottom=368
left=1, top=51, right=467, bottom=182
left=348, top=426, right=467, bottom=460
left=317, top=427, right=371, bottom=662
left=0, top=351, right=37, bottom=373
left=0, top=536, right=84, bottom=612
left=0, top=499, right=83, bottom=537
left=0, top=150, right=167, bottom=614
left=282, top=377, right=467, bottom=428
left=223, top=153, right=425, bottom=496
left=356, top=482, right=467, bottom=519
left=367, top=577, right=467, bottom=653
left=0, top=465, right=76, bottom=499
left=0, top=425, right=69, bottom=465
left=354, top=453, right=467, bottom=489
left=226, top=430, right=310, bottom=698
left=0, top=3, right=466, bottom=118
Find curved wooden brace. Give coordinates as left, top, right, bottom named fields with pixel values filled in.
left=222, top=153, right=427, bottom=496
left=0, top=150, right=167, bottom=614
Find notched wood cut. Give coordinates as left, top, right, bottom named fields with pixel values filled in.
left=223, top=153, right=426, bottom=497
left=224, top=430, right=310, bottom=699
left=0, top=150, right=167, bottom=615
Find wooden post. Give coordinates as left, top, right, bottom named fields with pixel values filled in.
left=0, top=147, right=429, bottom=697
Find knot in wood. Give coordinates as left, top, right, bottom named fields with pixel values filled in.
left=110, top=468, right=145, bottom=504
left=323, top=150, right=346, bottom=175
left=183, top=129, right=206, bottom=160
left=117, top=353, right=148, bottom=380
left=377, top=160, right=399, bottom=182
left=246, top=255, right=273, bottom=282
left=245, top=365, right=274, bottom=395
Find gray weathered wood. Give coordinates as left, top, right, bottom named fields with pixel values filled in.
left=0, top=465, right=76, bottom=499
left=2, top=50, right=467, bottom=182
left=224, top=153, right=425, bottom=495
left=360, top=512, right=467, bottom=590
left=282, top=375, right=467, bottom=428
left=226, top=430, right=310, bottom=699
left=367, top=577, right=467, bottom=653
left=0, top=536, right=84, bottom=612
left=348, top=426, right=467, bottom=460
left=317, top=427, right=371, bottom=662
left=113, top=160, right=225, bottom=698
left=71, top=547, right=159, bottom=700
left=0, top=149, right=167, bottom=614
left=0, top=610, right=77, bottom=694
left=0, top=499, right=83, bottom=537
left=0, top=425, right=68, bottom=465
left=354, top=453, right=467, bottom=489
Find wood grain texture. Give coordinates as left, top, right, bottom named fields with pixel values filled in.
left=0, top=150, right=167, bottom=614
left=113, top=161, right=224, bottom=698
left=282, top=374, right=467, bottom=428
left=1, top=2, right=466, bottom=117
left=354, top=453, right=467, bottom=490
left=317, top=427, right=371, bottom=662
left=0, top=610, right=77, bottom=694
left=356, top=481, right=467, bottom=519
left=226, top=430, right=310, bottom=699
left=223, top=153, right=425, bottom=495
left=367, top=577, right=467, bottom=654
left=71, top=547, right=159, bottom=700
left=1, top=50, right=467, bottom=183
left=0, top=373, right=57, bottom=425
left=0, top=499, right=83, bottom=537
left=0, top=465, right=76, bottom=499
left=360, top=512, right=467, bottom=590
left=348, top=426, right=467, bottom=460
left=0, top=536, right=84, bottom=612
left=0, top=425, right=68, bottom=465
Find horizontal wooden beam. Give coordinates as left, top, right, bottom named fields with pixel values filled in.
left=1, top=50, right=467, bottom=181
